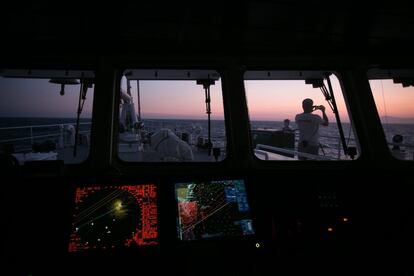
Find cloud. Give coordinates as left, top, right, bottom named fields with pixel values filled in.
left=380, top=116, right=414, bottom=124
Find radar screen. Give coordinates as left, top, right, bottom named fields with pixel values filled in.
left=68, top=184, right=158, bottom=252
left=175, top=179, right=255, bottom=241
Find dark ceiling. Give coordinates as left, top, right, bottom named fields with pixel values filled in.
left=3, top=1, right=414, bottom=58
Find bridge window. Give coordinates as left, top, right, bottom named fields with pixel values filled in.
left=244, top=71, right=359, bottom=161
left=117, top=69, right=226, bottom=162
left=0, top=69, right=95, bottom=164
left=368, top=69, right=414, bottom=160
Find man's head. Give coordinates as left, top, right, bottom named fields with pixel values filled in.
left=283, top=119, right=290, bottom=126
left=302, top=98, right=314, bottom=113
left=392, top=134, right=403, bottom=144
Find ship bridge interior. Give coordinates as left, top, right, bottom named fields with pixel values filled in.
left=3, top=1, right=414, bottom=275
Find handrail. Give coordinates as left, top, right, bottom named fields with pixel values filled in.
left=0, top=130, right=90, bottom=144
left=254, top=149, right=269, bottom=160
left=0, top=122, right=92, bottom=147
left=387, top=141, right=414, bottom=148
left=256, top=144, right=337, bottom=160
left=0, top=122, right=91, bottom=131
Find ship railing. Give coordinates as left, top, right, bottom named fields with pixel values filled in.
left=318, top=134, right=357, bottom=159
left=320, top=133, right=414, bottom=160
left=255, top=144, right=337, bottom=160
left=0, top=122, right=92, bottom=153
left=257, top=134, right=414, bottom=160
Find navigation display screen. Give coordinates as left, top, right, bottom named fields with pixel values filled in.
left=68, top=184, right=158, bottom=252
left=175, top=179, right=254, bottom=241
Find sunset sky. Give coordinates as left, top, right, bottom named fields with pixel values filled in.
left=130, top=79, right=225, bottom=120
left=369, top=79, right=414, bottom=122
left=126, top=74, right=349, bottom=122
left=1, top=74, right=413, bottom=124
left=0, top=78, right=94, bottom=118
left=244, top=76, right=347, bottom=122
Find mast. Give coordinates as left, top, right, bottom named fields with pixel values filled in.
left=197, top=78, right=215, bottom=155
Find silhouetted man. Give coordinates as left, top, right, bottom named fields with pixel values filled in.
left=295, top=98, right=329, bottom=160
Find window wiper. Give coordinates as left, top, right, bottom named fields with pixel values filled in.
left=306, top=74, right=355, bottom=159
